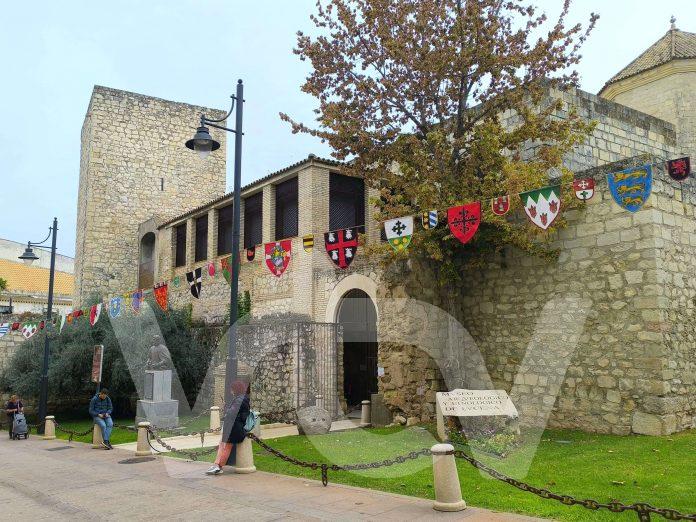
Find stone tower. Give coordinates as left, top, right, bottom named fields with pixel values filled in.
left=74, top=86, right=227, bottom=305
left=599, top=20, right=696, bottom=159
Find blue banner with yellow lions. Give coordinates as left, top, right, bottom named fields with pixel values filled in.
left=607, top=164, right=652, bottom=213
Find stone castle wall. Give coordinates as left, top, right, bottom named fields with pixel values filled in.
left=649, top=168, right=696, bottom=434
left=377, top=157, right=695, bottom=436
left=78, top=80, right=694, bottom=434
left=0, top=330, right=23, bottom=373
left=538, top=86, right=678, bottom=172
left=457, top=158, right=684, bottom=435
left=73, top=86, right=228, bottom=306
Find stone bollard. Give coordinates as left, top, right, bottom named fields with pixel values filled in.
left=92, top=423, right=103, bottom=449
left=210, top=406, right=221, bottom=431
left=359, top=400, right=371, bottom=427
left=135, top=422, right=152, bottom=456
left=43, top=416, right=56, bottom=440
left=233, top=437, right=256, bottom=474
left=431, top=443, right=467, bottom=512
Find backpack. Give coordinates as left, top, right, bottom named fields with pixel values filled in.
left=244, top=410, right=259, bottom=433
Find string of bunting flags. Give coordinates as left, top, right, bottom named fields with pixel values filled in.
left=383, top=157, right=688, bottom=249
left=1, top=156, right=688, bottom=340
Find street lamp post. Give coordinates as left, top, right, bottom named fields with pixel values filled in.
left=18, top=217, right=58, bottom=434
left=185, top=80, right=244, bottom=407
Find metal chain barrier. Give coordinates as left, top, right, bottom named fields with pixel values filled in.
left=145, top=425, right=218, bottom=461
left=188, top=408, right=214, bottom=422
left=248, top=432, right=430, bottom=486
left=453, top=450, right=696, bottom=521
left=53, top=420, right=93, bottom=442
left=26, top=420, right=45, bottom=435
left=40, top=415, right=696, bottom=520
left=113, top=423, right=138, bottom=432
left=113, top=422, right=221, bottom=443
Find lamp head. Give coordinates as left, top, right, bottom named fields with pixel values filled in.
left=18, top=245, right=39, bottom=266
left=185, top=125, right=220, bottom=159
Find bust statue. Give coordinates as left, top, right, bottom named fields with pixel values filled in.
left=146, top=335, right=172, bottom=370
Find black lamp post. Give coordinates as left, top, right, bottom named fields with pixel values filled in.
left=18, top=217, right=58, bottom=434
left=185, top=80, right=244, bottom=407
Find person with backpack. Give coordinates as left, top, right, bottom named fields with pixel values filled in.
left=206, top=379, right=252, bottom=475
left=89, top=388, right=114, bottom=450
left=5, top=394, right=23, bottom=439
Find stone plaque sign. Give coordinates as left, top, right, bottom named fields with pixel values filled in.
left=436, top=389, right=518, bottom=441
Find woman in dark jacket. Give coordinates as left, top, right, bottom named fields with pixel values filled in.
left=5, top=394, right=23, bottom=439
left=206, top=380, right=250, bottom=475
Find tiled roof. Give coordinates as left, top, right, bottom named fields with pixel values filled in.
left=159, top=154, right=343, bottom=229
left=602, top=27, right=696, bottom=88
left=0, top=259, right=74, bottom=296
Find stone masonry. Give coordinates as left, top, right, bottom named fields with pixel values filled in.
left=73, top=31, right=696, bottom=435
left=73, top=86, right=227, bottom=306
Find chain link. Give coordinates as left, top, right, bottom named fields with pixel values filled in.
left=453, top=450, right=696, bottom=521
left=53, top=420, right=94, bottom=442
left=247, top=433, right=429, bottom=486
left=145, top=426, right=218, bottom=461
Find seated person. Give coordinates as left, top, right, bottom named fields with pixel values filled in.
left=89, top=389, right=114, bottom=450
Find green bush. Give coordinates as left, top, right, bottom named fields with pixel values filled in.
left=0, top=295, right=216, bottom=416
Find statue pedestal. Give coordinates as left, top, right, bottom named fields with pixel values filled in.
left=136, top=370, right=178, bottom=428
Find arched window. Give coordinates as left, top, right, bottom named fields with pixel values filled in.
left=139, top=232, right=156, bottom=289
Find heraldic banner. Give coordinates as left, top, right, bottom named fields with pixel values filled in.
left=448, top=202, right=481, bottom=245
left=384, top=216, right=413, bottom=252
left=265, top=240, right=292, bottom=276
left=519, top=185, right=561, bottom=229
left=325, top=227, right=358, bottom=269
left=607, top=165, right=652, bottom=213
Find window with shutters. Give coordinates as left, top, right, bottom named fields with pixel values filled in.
left=275, top=177, right=298, bottom=240
left=329, top=173, right=365, bottom=231
left=217, top=204, right=234, bottom=255
left=244, top=192, right=263, bottom=249
left=174, top=224, right=186, bottom=267
left=195, top=215, right=208, bottom=262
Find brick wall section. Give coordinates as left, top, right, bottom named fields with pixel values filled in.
left=262, top=185, right=276, bottom=243
left=73, top=86, right=227, bottom=306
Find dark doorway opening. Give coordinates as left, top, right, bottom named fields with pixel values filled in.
left=337, top=289, right=377, bottom=407
left=139, top=232, right=155, bottom=289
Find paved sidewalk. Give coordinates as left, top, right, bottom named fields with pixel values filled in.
left=0, top=436, right=544, bottom=521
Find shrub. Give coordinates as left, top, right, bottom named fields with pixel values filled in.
left=0, top=295, right=216, bottom=415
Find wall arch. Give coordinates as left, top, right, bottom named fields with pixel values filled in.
left=324, top=273, right=378, bottom=324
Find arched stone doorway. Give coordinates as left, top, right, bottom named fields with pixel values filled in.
left=336, top=289, right=378, bottom=407
left=139, top=232, right=156, bottom=289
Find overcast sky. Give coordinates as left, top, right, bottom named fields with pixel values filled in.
left=1, top=0, right=694, bottom=257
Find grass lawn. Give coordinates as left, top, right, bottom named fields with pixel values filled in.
left=183, top=424, right=695, bottom=521
left=48, top=413, right=211, bottom=445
